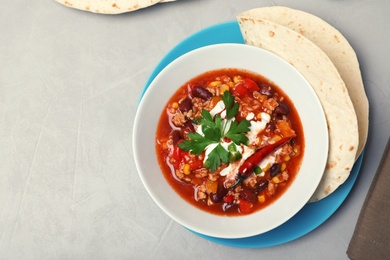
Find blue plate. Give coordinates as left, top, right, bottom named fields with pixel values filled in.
left=140, top=21, right=364, bottom=248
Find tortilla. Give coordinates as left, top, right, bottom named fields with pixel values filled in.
left=55, top=0, right=163, bottom=14
left=237, top=16, right=359, bottom=201
left=238, top=7, right=368, bottom=159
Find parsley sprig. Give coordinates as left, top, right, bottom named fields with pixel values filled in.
left=178, top=91, right=250, bottom=171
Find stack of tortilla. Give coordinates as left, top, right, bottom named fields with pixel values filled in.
left=236, top=6, right=369, bottom=201
left=54, top=0, right=175, bottom=14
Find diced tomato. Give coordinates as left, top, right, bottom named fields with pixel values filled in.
left=173, top=146, right=181, bottom=160
left=172, top=145, right=182, bottom=168
left=232, top=83, right=249, bottom=97
left=180, top=149, right=191, bottom=162
left=244, top=78, right=259, bottom=92
left=239, top=199, right=254, bottom=214
left=223, top=195, right=234, bottom=203
left=191, top=177, right=204, bottom=186
left=190, top=160, right=203, bottom=170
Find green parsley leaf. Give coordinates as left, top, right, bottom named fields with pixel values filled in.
left=205, top=144, right=229, bottom=171
left=199, top=109, right=215, bottom=128
left=222, top=91, right=239, bottom=120
left=178, top=132, right=213, bottom=154
left=214, top=114, right=222, bottom=132
left=225, top=119, right=251, bottom=145
left=202, top=125, right=221, bottom=142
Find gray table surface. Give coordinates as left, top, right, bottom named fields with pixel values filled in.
left=1, top=0, right=389, bottom=259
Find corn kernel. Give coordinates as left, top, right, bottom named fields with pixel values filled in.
left=209, top=80, right=221, bottom=87
left=263, top=163, right=271, bottom=172
left=272, top=176, right=281, bottom=184
left=183, top=164, right=191, bottom=175
left=258, top=195, right=266, bottom=203
left=219, top=84, right=230, bottom=94
left=293, top=145, right=301, bottom=157
left=233, top=76, right=243, bottom=83
left=172, top=102, right=179, bottom=109
left=281, top=162, right=287, bottom=171
left=228, top=82, right=235, bottom=88
left=284, top=155, right=291, bottom=162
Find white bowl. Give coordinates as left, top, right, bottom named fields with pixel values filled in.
left=133, top=44, right=328, bottom=239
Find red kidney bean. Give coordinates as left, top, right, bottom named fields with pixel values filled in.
left=267, top=121, right=276, bottom=132
left=192, top=86, right=212, bottom=100
left=179, top=97, right=192, bottom=112
left=275, top=101, right=290, bottom=115
left=171, top=130, right=182, bottom=145
left=256, top=180, right=268, bottom=193
left=183, top=120, right=195, bottom=132
left=270, top=163, right=280, bottom=178
left=274, top=114, right=284, bottom=121
left=239, top=186, right=257, bottom=203
left=223, top=202, right=237, bottom=211
left=210, top=183, right=228, bottom=203
left=259, top=83, right=275, bottom=97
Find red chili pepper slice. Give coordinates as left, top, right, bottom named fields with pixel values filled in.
left=231, top=137, right=292, bottom=188
left=239, top=137, right=291, bottom=176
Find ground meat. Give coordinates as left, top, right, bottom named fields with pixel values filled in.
left=192, top=97, right=211, bottom=117
left=243, top=174, right=257, bottom=188
left=263, top=98, right=278, bottom=113
left=221, top=75, right=232, bottom=83
left=224, top=178, right=237, bottom=189
left=282, top=171, right=289, bottom=181
left=279, top=144, right=293, bottom=157
left=175, top=169, right=184, bottom=180
left=196, top=184, right=207, bottom=201
left=208, top=172, right=220, bottom=182
left=239, top=96, right=261, bottom=118
left=232, top=186, right=243, bottom=200
left=253, top=91, right=267, bottom=101
left=195, top=168, right=208, bottom=178
left=268, top=181, right=276, bottom=196
left=171, top=113, right=186, bottom=127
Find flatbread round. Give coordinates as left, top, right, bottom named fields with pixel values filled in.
left=55, top=0, right=162, bottom=14
left=238, top=6, right=368, bottom=160
left=237, top=16, right=359, bottom=201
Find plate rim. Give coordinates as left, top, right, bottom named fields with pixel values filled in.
left=138, top=20, right=364, bottom=248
